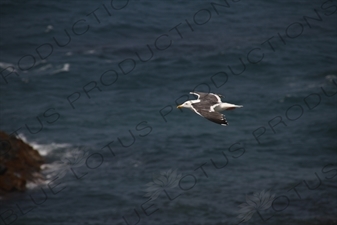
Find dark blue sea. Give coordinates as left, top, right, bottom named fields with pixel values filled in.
left=0, top=0, right=336, bottom=224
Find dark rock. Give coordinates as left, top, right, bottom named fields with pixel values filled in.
left=0, top=164, right=7, bottom=175
left=0, top=131, right=44, bottom=194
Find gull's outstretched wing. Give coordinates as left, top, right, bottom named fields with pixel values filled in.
left=190, top=92, right=222, bottom=102
left=191, top=101, right=228, bottom=126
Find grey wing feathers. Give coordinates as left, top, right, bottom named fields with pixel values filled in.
left=204, top=112, right=228, bottom=126
left=190, top=92, right=221, bottom=103
left=192, top=101, right=228, bottom=126
left=198, top=110, right=228, bottom=126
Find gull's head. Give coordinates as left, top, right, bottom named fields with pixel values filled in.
left=177, top=101, right=193, bottom=109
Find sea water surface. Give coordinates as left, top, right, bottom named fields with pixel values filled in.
left=0, top=0, right=336, bottom=225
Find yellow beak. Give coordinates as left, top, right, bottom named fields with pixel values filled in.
left=177, top=105, right=183, bottom=108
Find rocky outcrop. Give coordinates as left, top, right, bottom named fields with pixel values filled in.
left=0, top=131, right=44, bottom=194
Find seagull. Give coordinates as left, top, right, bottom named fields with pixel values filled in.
left=177, top=92, right=243, bottom=126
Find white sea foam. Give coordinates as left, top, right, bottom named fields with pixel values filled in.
left=51, top=63, right=70, bottom=75
left=16, top=134, right=86, bottom=190
left=45, top=25, right=53, bottom=33
left=18, top=134, right=71, bottom=156
left=0, top=62, right=18, bottom=75
left=38, top=64, right=53, bottom=71
left=84, top=49, right=97, bottom=54
left=325, top=74, right=337, bottom=82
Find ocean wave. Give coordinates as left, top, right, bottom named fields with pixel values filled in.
left=50, top=63, right=70, bottom=75
left=18, top=134, right=71, bottom=157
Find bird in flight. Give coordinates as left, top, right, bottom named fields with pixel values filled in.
left=177, top=92, right=243, bottom=126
